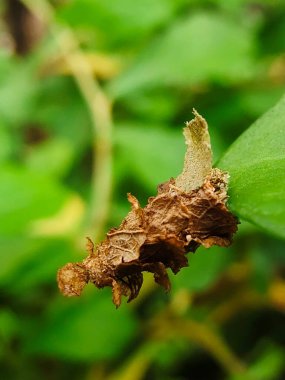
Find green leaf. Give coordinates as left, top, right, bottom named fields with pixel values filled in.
left=0, top=309, right=19, bottom=342
left=0, top=238, right=79, bottom=291
left=33, top=76, right=91, bottom=151
left=57, top=0, right=175, bottom=47
left=109, top=12, right=255, bottom=97
left=114, top=123, right=185, bottom=191
left=25, top=138, right=74, bottom=178
left=241, top=87, right=285, bottom=118
left=247, top=345, right=285, bottom=380
left=171, top=246, right=231, bottom=292
left=229, top=343, right=285, bottom=380
left=121, top=91, right=179, bottom=122
left=0, top=308, right=19, bottom=358
left=0, top=123, right=12, bottom=163
left=26, top=294, right=137, bottom=361
left=219, top=95, right=285, bottom=238
left=0, top=164, right=69, bottom=235
left=0, top=54, right=38, bottom=125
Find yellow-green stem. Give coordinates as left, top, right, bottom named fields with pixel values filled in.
left=22, top=0, right=113, bottom=242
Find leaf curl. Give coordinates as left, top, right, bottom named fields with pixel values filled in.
left=57, top=111, right=238, bottom=307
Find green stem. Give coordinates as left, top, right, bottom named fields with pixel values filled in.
left=22, top=0, right=113, bottom=242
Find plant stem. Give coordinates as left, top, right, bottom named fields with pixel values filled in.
left=148, top=303, right=248, bottom=377
left=175, top=319, right=246, bottom=375
left=22, top=0, right=113, bottom=241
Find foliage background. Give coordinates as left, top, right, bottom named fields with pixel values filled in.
left=1, top=0, right=285, bottom=379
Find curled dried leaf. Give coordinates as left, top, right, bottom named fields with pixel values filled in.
left=176, top=109, right=212, bottom=192
left=57, top=263, right=88, bottom=297
left=57, top=110, right=238, bottom=307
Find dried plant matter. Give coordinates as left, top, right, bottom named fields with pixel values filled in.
left=57, top=110, right=238, bottom=307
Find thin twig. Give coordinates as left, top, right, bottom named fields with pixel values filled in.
left=22, top=0, right=113, bottom=241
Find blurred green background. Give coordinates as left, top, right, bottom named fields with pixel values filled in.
left=1, top=0, right=285, bottom=379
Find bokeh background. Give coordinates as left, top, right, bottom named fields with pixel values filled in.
left=1, top=0, right=285, bottom=379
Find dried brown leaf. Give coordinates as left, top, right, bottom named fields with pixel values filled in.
left=57, top=111, right=238, bottom=307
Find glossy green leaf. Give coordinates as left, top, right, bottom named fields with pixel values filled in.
left=219, top=95, right=285, bottom=238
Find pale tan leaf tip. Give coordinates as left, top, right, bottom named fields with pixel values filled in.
left=176, top=109, right=212, bottom=192
left=57, top=111, right=238, bottom=307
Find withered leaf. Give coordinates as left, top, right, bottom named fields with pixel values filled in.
left=57, top=110, right=238, bottom=307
